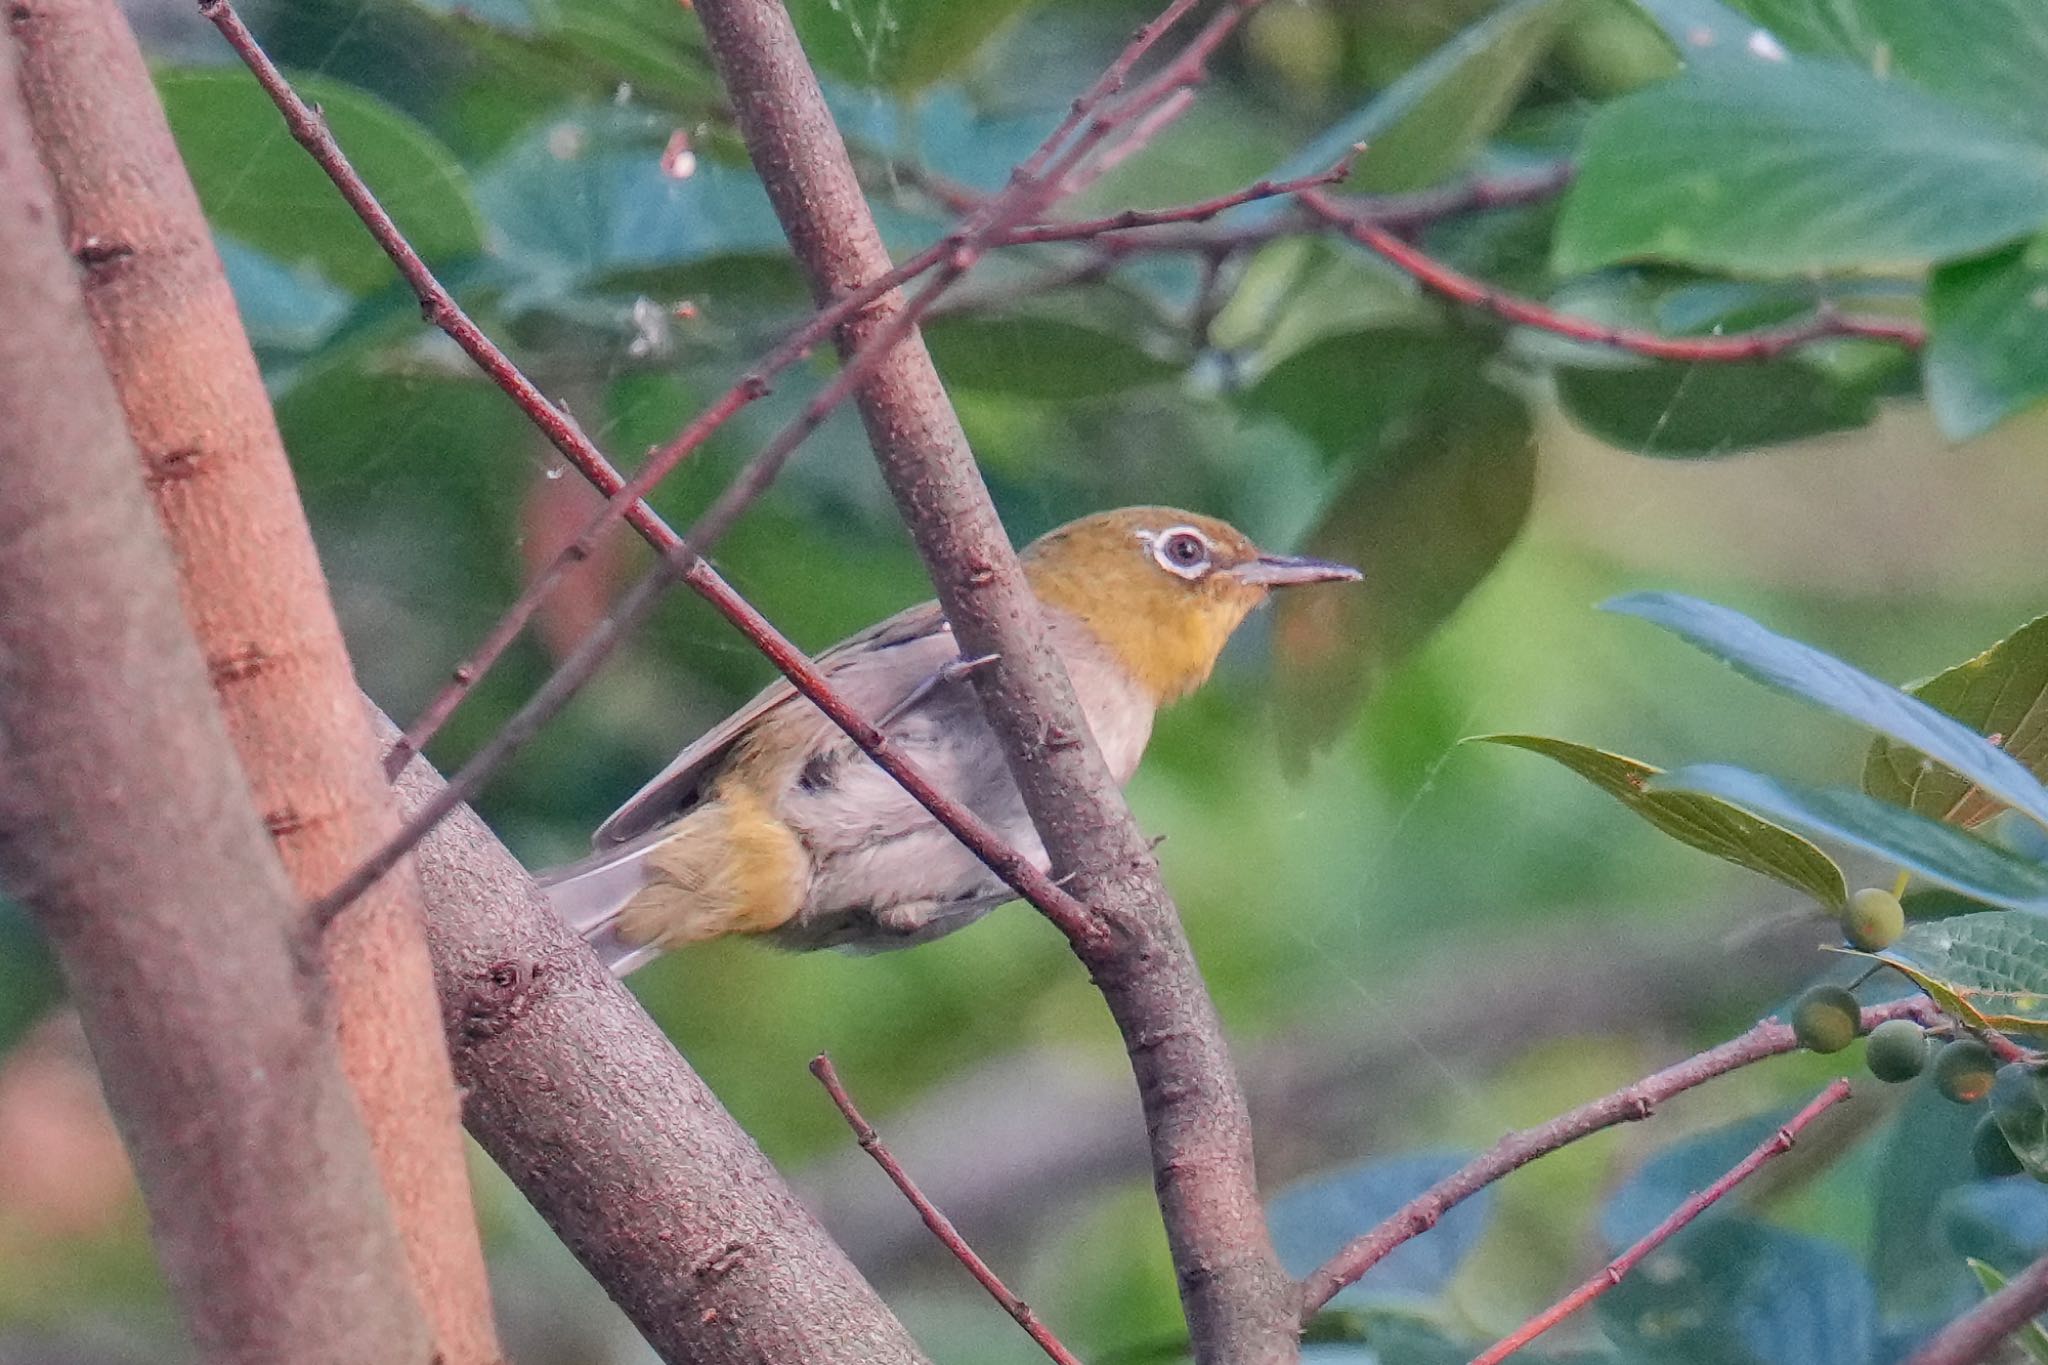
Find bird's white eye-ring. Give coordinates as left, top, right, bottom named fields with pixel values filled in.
left=1150, top=526, right=1213, bottom=580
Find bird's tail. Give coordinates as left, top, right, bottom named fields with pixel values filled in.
left=539, top=829, right=673, bottom=977
left=542, top=790, right=807, bottom=975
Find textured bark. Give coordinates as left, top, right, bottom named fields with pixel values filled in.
left=687, top=3, right=1299, bottom=1360
left=384, top=714, right=930, bottom=1365
left=0, top=41, right=431, bottom=1364
left=6, top=1, right=500, bottom=1356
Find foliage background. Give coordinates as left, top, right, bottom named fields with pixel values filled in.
left=8, top=0, right=2048, bottom=1360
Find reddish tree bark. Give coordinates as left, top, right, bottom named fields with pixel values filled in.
left=0, top=40, right=432, bottom=1364
left=687, top=2, right=1299, bottom=1360
left=383, top=713, right=931, bottom=1365
left=6, top=0, right=500, bottom=1356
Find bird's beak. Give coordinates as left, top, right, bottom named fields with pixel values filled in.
left=1230, top=553, right=1363, bottom=588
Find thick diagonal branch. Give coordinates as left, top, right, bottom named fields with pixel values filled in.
left=7, top=0, right=498, bottom=1353
left=383, top=713, right=930, bottom=1365
left=0, top=41, right=430, bottom=1364
left=687, top=2, right=1298, bottom=1360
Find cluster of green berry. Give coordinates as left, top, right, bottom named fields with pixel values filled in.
left=1790, top=980, right=2035, bottom=1179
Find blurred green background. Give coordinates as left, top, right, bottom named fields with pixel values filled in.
left=10, top=0, right=2048, bottom=1360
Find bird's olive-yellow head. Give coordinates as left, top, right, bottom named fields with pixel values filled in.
left=1021, top=506, right=1361, bottom=704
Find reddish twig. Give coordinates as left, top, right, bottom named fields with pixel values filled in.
left=998, top=162, right=1349, bottom=246
left=810, top=1056, right=1085, bottom=1365
left=1300, top=187, right=1927, bottom=360
left=1300, top=996, right=1937, bottom=1316
left=1468, top=1078, right=1854, bottom=1365
left=1904, top=1249, right=2048, bottom=1365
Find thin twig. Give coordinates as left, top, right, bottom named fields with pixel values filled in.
left=999, top=161, right=1349, bottom=246
left=1300, top=996, right=1937, bottom=1316
left=1467, top=1078, right=1854, bottom=1365
left=810, top=1056, right=1085, bottom=1365
left=1300, top=187, right=1927, bottom=360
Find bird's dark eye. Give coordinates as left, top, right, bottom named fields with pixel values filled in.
left=1153, top=528, right=1211, bottom=578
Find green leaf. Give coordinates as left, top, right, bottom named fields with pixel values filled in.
left=1874, top=1081, right=1983, bottom=1315
left=1242, top=328, right=1494, bottom=462
left=1555, top=62, right=2048, bottom=276
left=1865, top=613, right=2048, bottom=830
left=1555, top=355, right=1884, bottom=456
left=1653, top=766, right=2048, bottom=913
left=1851, top=0, right=2048, bottom=146
left=1927, top=236, right=2048, bottom=440
left=787, top=0, right=1039, bottom=91
left=1269, top=0, right=1577, bottom=193
left=1273, top=385, right=1534, bottom=759
left=1609, top=592, right=2048, bottom=830
left=1858, top=912, right=2048, bottom=1035
left=156, top=68, right=482, bottom=296
left=1474, top=736, right=1847, bottom=907
left=922, top=317, right=1179, bottom=400
left=1966, top=1259, right=2048, bottom=1365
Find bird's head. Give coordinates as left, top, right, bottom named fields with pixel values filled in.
left=1021, top=506, right=1361, bottom=705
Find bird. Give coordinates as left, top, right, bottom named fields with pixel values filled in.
left=543, top=506, right=1360, bottom=973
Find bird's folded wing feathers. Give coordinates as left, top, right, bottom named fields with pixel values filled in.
left=592, top=599, right=954, bottom=848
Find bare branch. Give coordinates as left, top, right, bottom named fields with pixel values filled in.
left=1300, top=997, right=1936, bottom=1315
left=9, top=0, right=499, bottom=1350
left=1300, top=188, right=1926, bottom=360
left=385, top=713, right=930, bottom=1365
left=688, top=1, right=1298, bottom=1360
left=0, top=44, right=429, bottom=1361
left=1469, top=1079, right=1854, bottom=1365
left=1903, top=1249, right=2048, bottom=1365
left=811, top=1055, right=1085, bottom=1365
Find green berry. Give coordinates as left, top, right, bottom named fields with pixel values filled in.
left=1975, top=1113, right=2027, bottom=1177
left=1934, top=1039, right=1997, bottom=1105
left=1845, top=886, right=1906, bottom=951
left=1864, top=1019, right=1929, bottom=1083
left=1790, top=985, right=1861, bottom=1054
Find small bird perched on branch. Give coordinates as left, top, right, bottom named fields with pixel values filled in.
left=545, top=506, right=1359, bottom=972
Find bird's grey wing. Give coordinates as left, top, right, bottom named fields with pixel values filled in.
left=591, top=599, right=952, bottom=848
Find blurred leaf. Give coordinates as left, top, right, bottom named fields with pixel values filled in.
left=1866, top=613, right=2048, bottom=830
left=1609, top=592, right=2048, bottom=830
left=476, top=107, right=787, bottom=285
left=1856, top=912, right=2048, bottom=1035
left=1599, top=1219, right=1874, bottom=1365
left=1992, top=1064, right=2048, bottom=1182
left=1474, top=736, right=1847, bottom=908
left=1268, top=1151, right=1496, bottom=1310
left=1272, top=0, right=1576, bottom=193
left=1651, top=767, right=2048, bottom=914
left=215, top=232, right=353, bottom=358
left=156, top=68, right=482, bottom=296
left=788, top=0, right=1038, bottom=91
left=1555, top=62, right=2048, bottom=277
left=1214, top=238, right=1428, bottom=364
left=1554, top=355, right=1885, bottom=457
left=1241, top=328, right=1494, bottom=462
left=923, top=316, right=1179, bottom=399
left=1927, top=236, right=2048, bottom=440
left=1875, top=1080, right=1984, bottom=1315
left=1848, top=0, right=2048, bottom=145
left=1273, top=384, right=1533, bottom=760
left=1944, top=1176, right=2048, bottom=1275
left=1966, top=1260, right=2048, bottom=1364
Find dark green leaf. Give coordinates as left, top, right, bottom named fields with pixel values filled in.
left=1271, top=0, right=1576, bottom=193
left=1273, top=384, right=1534, bottom=760
left=1610, top=592, right=2048, bottom=829
left=922, top=317, right=1179, bottom=400
left=1269, top=1152, right=1495, bottom=1310
left=1652, top=767, right=2048, bottom=912
left=1928, top=237, right=2048, bottom=440
left=1555, top=62, right=2048, bottom=276
left=1555, top=355, right=1885, bottom=457
left=1241, top=328, right=1494, bottom=462
left=1865, top=613, right=2048, bottom=829
left=787, top=0, right=1039, bottom=91
left=156, top=68, right=482, bottom=295
left=1943, top=1177, right=2048, bottom=1276
left=1601, top=1109, right=1792, bottom=1247
left=1875, top=1080, right=1984, bottom=1316
left=1474, top=735, right=1847, bottom=908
